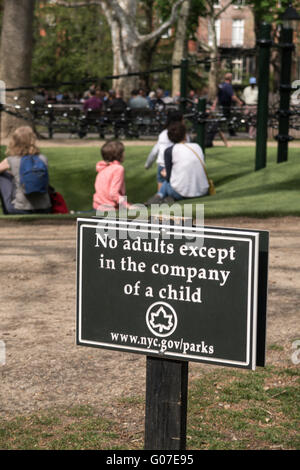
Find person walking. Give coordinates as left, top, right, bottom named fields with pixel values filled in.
left=242, top=77, right=258, bottom=139
left=211, top=73, right=243, bottom=137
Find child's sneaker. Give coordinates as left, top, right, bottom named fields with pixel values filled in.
left=145, top=194, right=163, bottom=206
left=162, top=196, right=175, bottom=205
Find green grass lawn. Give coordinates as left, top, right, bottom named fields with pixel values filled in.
left=1, top=144, right=299, bottom=218
left=0, top=364, right=299, bottom=450
left=200, top=146, right=300, bottom=217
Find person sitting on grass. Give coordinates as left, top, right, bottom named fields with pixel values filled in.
left=0, top=126, right=52, bottom=215
left=93, top=140, right=133, bottom=212
left=146, top=121, right=209, bottom=205
left=144, top=110, right=189, bottom=191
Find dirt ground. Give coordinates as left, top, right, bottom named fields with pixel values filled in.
left=0, top=216, right=299, bottom=421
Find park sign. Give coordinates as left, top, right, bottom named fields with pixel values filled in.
left=76, top=217, right=268, bottom=371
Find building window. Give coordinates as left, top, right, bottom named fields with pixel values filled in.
left=161, top=27, right=172, bottom=39
left=233, top=0, right=245, bottom=7
left=232, top=57, right=243, bottom=84
left=208, top=19, right=221, bottom=47
left=232, top=19, right=244, bottom=46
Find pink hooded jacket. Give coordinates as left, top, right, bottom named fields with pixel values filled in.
left=93, top=160, right=130, bottom=210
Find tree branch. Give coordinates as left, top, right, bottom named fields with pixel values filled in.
left=51, top=0, right=103, bottom=6
left=197, top=39, right=212, bottom=53
left=107, top=0, right=136, bottom=32
left=136, top=0, right=185, bottom=46
left=52, top=0, right=185, bottom=49
left=52, top=0, right=138, bottom=40
left=215, top=0, right=234, bottom=19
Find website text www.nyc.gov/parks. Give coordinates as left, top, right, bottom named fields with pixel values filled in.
left=110, top=332, right=214, bottom=355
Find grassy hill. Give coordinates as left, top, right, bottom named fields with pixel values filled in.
left=0, top=144, right=299, bottom=218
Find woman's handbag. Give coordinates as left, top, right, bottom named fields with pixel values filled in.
left=184, top=144, right=216, bottom=196
left=207, top=177, right=216, bottom=196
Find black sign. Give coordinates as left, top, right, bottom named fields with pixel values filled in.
left=76, top=218, right=268, bottom=370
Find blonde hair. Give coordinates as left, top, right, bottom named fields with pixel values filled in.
left=6, top=126, right=40, bottom=157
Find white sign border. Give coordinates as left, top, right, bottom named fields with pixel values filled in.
left=77, top=218, right=259, bottom=370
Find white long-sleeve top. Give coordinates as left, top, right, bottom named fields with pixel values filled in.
left=144, top=129, right=172, bottom=169
left=165, top=143, right=209, bottom=198
left=145, top=129, right=191, bottom=169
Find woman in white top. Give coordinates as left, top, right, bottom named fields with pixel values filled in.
left=146, top=121, right=209, bottom=204
left=144, top=110, right=189, bottom=190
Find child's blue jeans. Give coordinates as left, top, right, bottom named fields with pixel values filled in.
left=158, top=181, right=183, bottom=200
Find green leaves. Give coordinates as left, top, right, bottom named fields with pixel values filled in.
left=246, top=0, right=291, bottom=23
left=32, top=2, right=112, bottom=89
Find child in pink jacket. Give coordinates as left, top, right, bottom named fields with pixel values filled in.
left=93, top=140, right=131, bottom=211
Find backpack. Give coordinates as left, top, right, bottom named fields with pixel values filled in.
left=20, top=155, right=49, bottom=195
left=48, top=186, right=69, bottom=214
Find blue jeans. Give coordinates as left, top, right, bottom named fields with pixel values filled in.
left=157, top=164, right=165, bottom=183
left=158, top=181, right=183, bottom=200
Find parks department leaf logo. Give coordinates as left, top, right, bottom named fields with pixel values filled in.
left=146, top=301, right=178, bottom=337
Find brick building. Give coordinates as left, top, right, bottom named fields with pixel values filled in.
left=195, top=0, right=256, bottom=85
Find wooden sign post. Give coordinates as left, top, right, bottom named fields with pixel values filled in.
left=76, top=217, right=268, bottom=450
left=144, top=357, right=188, bottom=450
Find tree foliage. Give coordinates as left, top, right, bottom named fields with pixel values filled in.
left=32, top=1, right=112, bottom=89
left=247, top=0, right=291, bottom=25
left=2, top=0, right=296, bottom=98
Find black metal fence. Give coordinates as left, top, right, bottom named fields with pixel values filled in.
left=2, top=99, right=299, bottom=142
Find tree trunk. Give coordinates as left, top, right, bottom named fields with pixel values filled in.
left=53, top=0, right=184, bottom=100
left=172, top=0, right=191, bottom=97
left=108, top=13, right=141, bottom=99
left=0, top=0, right=36, bottom=138
left=207, top=17, right=218, bottom=101
left=102, top=0, right=184, bottom=99
left=204, top=0, right=234, bottom=101
left=139, top=0, right=157, bottom=91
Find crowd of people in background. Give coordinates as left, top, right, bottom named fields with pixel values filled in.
left=33, top=84, right=185, bottom=111
left=33, top=77, right=256, bottom=114
left=32, top=75, right=259, bottom=140
left=29, top=73, right=263, bottom=147
left=33, top=74, right=259, bottom=105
